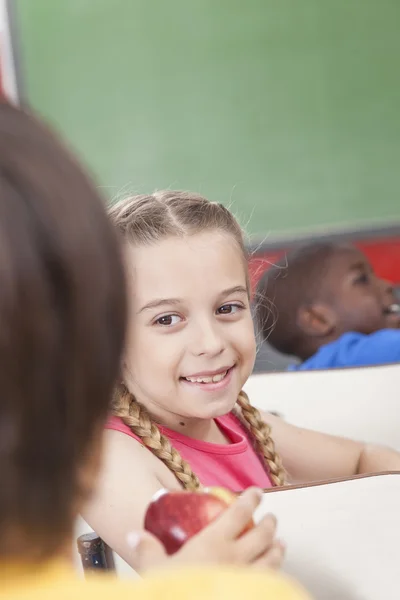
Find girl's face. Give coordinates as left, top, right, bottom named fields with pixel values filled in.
left=123, top=231, right=256, bottom=423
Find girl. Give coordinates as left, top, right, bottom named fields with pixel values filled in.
left=0, top=105, right=299, bottom=598
left=84, top=190, right=400, bottom=569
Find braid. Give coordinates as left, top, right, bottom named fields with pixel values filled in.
left=112, top=385, right=201, bottom=491
left=236, top=391, right=286, bottom=487
left=112, top=385, right=285, bottom=489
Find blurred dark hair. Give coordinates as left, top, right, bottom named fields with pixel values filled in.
left=0, top=102, right=126, bottom=560
left=255, top=242, right=341, bottom=357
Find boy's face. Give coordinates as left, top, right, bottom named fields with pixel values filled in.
left=321, top=247, right=400, bottom=336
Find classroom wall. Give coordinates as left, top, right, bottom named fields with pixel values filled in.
left=15, top=0, right=400, bottom=236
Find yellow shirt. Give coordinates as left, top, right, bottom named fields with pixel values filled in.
left=0, top=560, right=312, bottom=600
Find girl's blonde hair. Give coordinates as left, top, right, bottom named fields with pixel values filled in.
left=109, top=190, right=286, bottom=489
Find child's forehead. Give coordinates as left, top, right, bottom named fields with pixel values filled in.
left=325, top=246, right=372, bottom=278
left=125, top=231, right=242, bottom=267
left=124, top=232, right=248, bottom=300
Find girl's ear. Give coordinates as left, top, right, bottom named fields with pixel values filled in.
left=296, top=303, right=336, bottom=338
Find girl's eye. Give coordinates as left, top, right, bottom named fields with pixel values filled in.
left=155, top=314, right=182, bottom=326
left=217, top=303, right=243, bottom=315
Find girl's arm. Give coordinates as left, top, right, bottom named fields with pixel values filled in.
left=82, top=429, right=177, bottom=565
left=263, top=412, right=400, bottom=484
left=83, top=430, right=284, bottom=571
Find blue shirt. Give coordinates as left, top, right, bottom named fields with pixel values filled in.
left=289, top=329, right=400, bottom=371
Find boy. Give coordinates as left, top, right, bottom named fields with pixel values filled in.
left=256, top=242, right=400, bottom=370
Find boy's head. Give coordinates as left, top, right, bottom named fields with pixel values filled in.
left=256, top=241, right=400, bottom=360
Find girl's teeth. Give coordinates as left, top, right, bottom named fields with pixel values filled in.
left=185, top=370, right=228, bottom=384
left=211, top=371, right=227, bottom=382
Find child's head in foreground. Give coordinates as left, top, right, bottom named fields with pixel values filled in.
left=0, top=102, right=127, bottom=562
left=256, top=241, right=400, bottom=361
left=109, top=191, right=285, bottom=488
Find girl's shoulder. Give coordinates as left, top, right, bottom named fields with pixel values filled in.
left=103, top=415, right=182, bottom=487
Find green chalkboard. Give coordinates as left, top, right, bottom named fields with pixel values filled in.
left=15, top=0, right=400, bottom=237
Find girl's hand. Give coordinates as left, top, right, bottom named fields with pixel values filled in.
left=127, top=487, right=285, bottom=572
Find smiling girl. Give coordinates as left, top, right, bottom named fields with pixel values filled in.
left=83, top=190, right=400, bottom=570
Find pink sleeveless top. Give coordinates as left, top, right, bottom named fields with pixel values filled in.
left=106, top=413, right=273, bottom=491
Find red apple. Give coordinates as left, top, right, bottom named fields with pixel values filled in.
left=144, top=487, right=252, bottom=555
